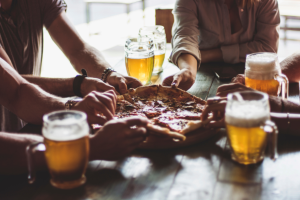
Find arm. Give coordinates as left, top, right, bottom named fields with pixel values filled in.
left=271, top=113, right=300, bottom=137
left=225, top=0, right=280, bottom=63
left=0, top=57, right=116, bottom=125
left=280, top=51, right=300, bottom=83
left=0, top=47, right=115, bottom=97
left=47, top=12, right=142, bottom=94
left=0, top=117, right=148, bottom=175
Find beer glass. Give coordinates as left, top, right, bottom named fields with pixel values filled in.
left=26, top=110, right=89, bottom=189
left=225, top=91, right=278, bottom=165
left=125, top=36, right=154, bottom=85
left=245, top=52, right=289, bottom=99
left=139, top=26, right=166, bottom=74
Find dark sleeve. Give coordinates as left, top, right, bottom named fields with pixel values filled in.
left=40, top=0, right=67, bottom=28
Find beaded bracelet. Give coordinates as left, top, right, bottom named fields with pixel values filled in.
left=101, top=68, right=116, bottom=82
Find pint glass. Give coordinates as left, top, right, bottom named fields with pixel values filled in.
left=139, top=26, right=166, bottom=74
left=26, top=110, right=89, bottom=189
left=225, top=91, right=278, bottom=165
left=125, top=37, right=154, bottom=85
left=245, top=52, right=288, bottom=99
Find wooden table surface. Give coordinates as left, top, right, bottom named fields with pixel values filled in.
left=1, top=60, right=300, bottom=200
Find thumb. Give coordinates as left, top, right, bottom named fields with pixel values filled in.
left=171, top=74, right=182, bottom=88
left=118, top=79, right=128, bottom=94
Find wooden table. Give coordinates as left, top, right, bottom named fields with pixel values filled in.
left=1, top=60, right=300, bottom=200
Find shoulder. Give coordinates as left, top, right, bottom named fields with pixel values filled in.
left=256, top=0, right=279, bottom=11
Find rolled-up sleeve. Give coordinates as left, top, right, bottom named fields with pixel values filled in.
left=171, top=0, right=201, bottom=69
left=238, top=0, right=280, bottom=62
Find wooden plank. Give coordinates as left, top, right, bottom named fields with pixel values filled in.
left=166, top=134, right=227, bottom=200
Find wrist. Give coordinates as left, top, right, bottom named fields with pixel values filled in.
left=73, top=69, right=88, bottom=97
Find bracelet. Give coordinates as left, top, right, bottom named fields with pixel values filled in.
left=287, top=112, right=290, bottom=135
left=73, top=69, right=88, bottom=97
left=101, top=68, right=116, bottom=82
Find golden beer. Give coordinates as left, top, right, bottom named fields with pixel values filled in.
left=139, top=26, right=166, bottom=74
left=44, top=135, right=89, bottom=189
left=225, top=91, right=272, bottom=165
left=126, top=56, right=154, bottom=85
left=226, top=124, right=267, bottom=165
left=245, top=77, right=279, bottom=96
left=153, top=53, right=165, bottom=74
left=245, top=52, right=288, bottom=98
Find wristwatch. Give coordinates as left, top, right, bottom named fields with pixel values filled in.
left=65, top=99, right=81, bottom=110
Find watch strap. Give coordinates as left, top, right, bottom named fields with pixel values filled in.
left=73, top=69, right=88, bottom=97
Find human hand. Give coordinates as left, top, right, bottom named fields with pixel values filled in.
left=106, top=71, right=142, bottom=94
left=231, top=74, right=245, bottom=85
left=162, top=68, right=196, bottom=91
left=202, top=97, right=227, bottom=128
left=73, top=90, right=116, bottom=124
left=89, top=117, right=149, bottom=160
left=81, top=77, right=118, bottom=96
left=216, top=83, right=254, bottom=97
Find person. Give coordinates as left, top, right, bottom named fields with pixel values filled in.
left=0, top=0, right=142, bottom=131
left=163, top=0, right=280, bottom=90
left=201, top=83, right=300, bottom=137
left=0, top=57, right=149, bottom=174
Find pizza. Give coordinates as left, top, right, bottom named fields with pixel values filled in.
left=115, top=85, right=211, bottom=142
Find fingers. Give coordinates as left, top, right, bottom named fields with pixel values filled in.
left=87, top=114, right=108, bottom=125
left=85, top=92, right=114, bottom=120
left=118, top=78, right=128, bottom=94
left=202, top=102, right=226, bottom=121
left=125, top=127, right=147, bottom=139
left=126, top=76, right=143, bottom=89
left=162, top=75, right=173, bottom=86
left=231, top=74, right=245, bottom=84
left=206, top=119, right=225, bottom=128
left=207, top=96, right=227, bottom=105
left=171, top=73, right=182, bottom=88
left=92, top=92, right=116, bottom=115
left=102, top=90, right=117, bottom=112
left=123, top=117, right=149, bottom=127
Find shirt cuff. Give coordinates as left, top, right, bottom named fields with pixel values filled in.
left=170, top=45, right=201, bottom=69
left=221, top=44, right=240, bottom=64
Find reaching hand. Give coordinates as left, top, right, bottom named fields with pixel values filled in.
left=202, top=97, right=227, bottom=128
left=231, top=74, right=245, bottom=85
left=106, top=72, right=142, bottom=94
left=81, top=77, right=118, bottom=96
left=162, top=68, right=196, bottom=91
left=216, top=83, right=254, bottom=97
left=73, top=90, right=116, bottom=124
left=89, top=117, right=149, bottom=160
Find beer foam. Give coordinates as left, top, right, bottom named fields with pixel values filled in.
left=245, top=53, right=280, bottom=80
left=225, top=102, right=269, bottom=127
left=43, top=119, right=89, bottom=141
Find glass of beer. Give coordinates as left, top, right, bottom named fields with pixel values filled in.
left=26, top=110, right=89, bottom=189
left=225, top=91, right=278, bottom=165
left=245, top=52, right=289, bottom=99
left=125, top=37, right=154, bottom=85
left=139, top=26, right=166, bottom=74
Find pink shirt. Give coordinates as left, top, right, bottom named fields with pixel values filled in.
left=170, top=0, right=280, bottom=68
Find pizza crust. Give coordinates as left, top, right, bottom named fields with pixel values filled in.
left=147, top=124, right=186, bottom=141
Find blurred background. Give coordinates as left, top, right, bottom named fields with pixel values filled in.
left=41, top=0, right=300, bottom=78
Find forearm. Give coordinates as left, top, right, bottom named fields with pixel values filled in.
left=177, top=53, right=198, bottom=74
left=22, top=75, right=74, bottom=97
left=67, top=44, right=111, bottom=78
left=280, top=51, right=300, bottom=83
left=0, top=132, right=45, bottom=175
left=200, top=48, right=223, bottom=63
left=10, top=83, right=65, bottom=125
left=271, top=113, right=300, bottom=136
